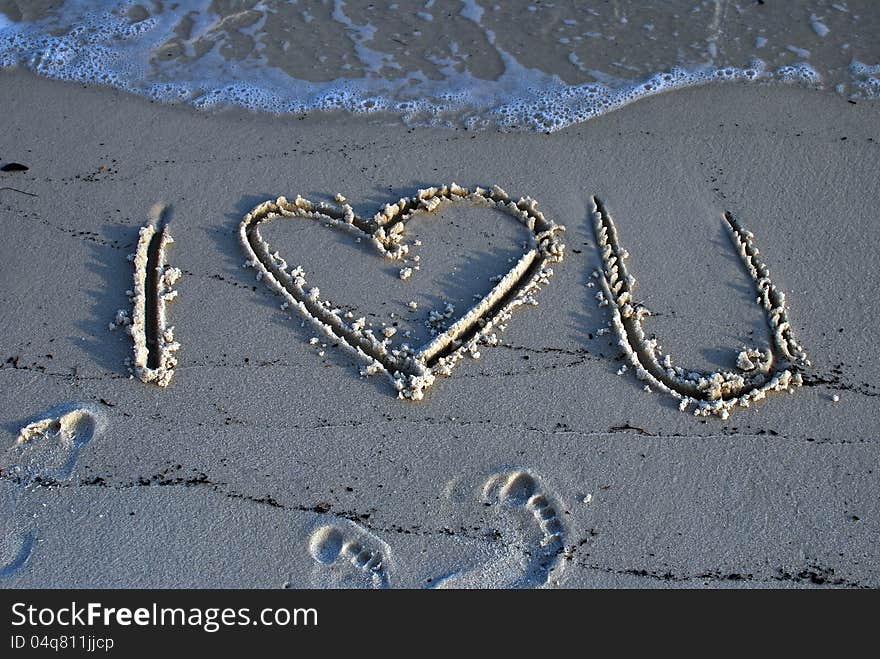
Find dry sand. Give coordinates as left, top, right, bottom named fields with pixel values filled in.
left=0, top=70, right=878, bottom=587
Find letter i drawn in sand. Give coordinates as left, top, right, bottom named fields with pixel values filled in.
left=111, top=203, right=182, bottom=386
left=590, top=196, right=810, bottom=419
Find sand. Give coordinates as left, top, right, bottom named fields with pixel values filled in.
left=0, top=69, right=878, bottom=588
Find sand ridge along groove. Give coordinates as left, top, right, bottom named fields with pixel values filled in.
left=112, top=204, right=182, bottom=386
left=590, top=196, right=810, bottom=419
left=1, top=404, right=104, bottom=577
left=239, top=184, right=566, bottom=400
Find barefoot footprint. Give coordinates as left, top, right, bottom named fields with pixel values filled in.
left=432, top=470, right=567, bottom=589
left=307, top=520, right=391, bottom=589
left=0, top=404, right=103, bottom=577
left=306, top=472, right=565, bottom=589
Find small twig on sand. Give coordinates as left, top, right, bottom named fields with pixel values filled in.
left=0, top=187, right=38, bottom=197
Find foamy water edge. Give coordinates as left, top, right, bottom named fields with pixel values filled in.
left=1, top=1, right=877, bottom=131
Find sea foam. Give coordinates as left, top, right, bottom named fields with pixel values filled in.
left=0, top=1, right=877, bottom=131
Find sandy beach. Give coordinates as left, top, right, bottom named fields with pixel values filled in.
left=0, top=67, right=878, bottom=588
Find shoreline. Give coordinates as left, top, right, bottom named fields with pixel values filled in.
left=2, top=0, right=878, bottom=131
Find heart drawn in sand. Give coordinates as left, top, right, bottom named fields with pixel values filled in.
left=238, top=183, right=566, bottom=400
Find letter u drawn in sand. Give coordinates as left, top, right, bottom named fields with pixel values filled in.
left=591, top=196, right=809, bottom=418
left=239, top=184, right=565, bottom=400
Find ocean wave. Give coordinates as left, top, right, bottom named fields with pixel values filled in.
left=0, top=0, right=877, bottom=131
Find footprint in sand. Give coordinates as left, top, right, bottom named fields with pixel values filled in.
left=307, top=520, right=391, bottom=589
left=305, top=471, right=566, bottom=589
left=431, top=470, right=567, bottom=589
left=0, top=404, right=103, bottom=577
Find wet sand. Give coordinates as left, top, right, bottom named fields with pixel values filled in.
left=0, top=70, right=878, bottom=587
